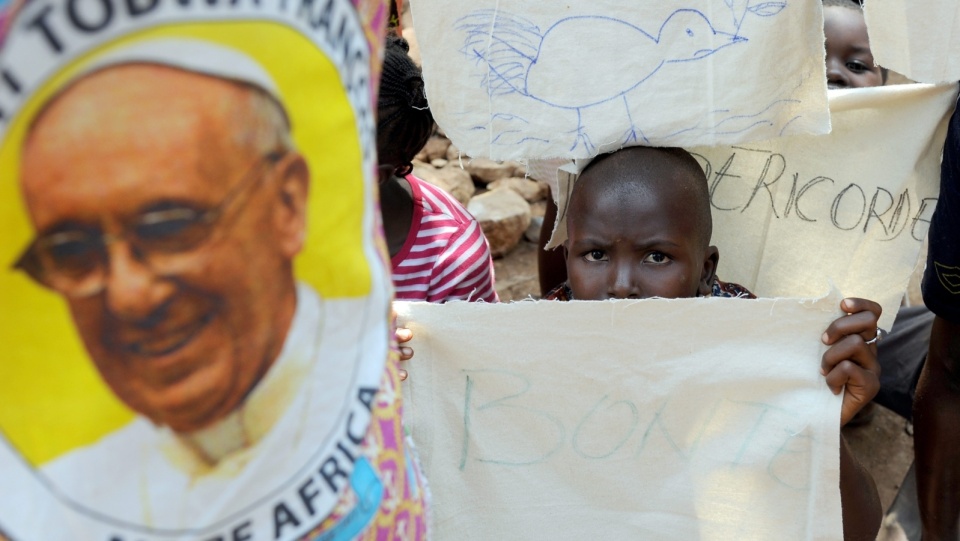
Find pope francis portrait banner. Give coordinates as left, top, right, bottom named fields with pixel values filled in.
left=0, top=1, right=428, bottom=540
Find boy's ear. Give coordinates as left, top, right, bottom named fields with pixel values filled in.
left=698, top=246, right=720, bottom=297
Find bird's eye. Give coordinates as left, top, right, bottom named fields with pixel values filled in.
left=686, top=28, right=694, bottom=37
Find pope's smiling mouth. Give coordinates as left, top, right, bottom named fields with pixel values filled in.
left=114, top=311, right=216, bottom=358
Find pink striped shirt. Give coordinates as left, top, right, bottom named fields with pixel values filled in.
left=391, top=175, right=499, bottom=302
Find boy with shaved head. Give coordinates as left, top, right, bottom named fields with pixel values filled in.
left=548, top=147, right=754, bottom=301
left=546, top=146, right=884, bottom=540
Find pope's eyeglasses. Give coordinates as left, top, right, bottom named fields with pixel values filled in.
left=13, top=151, right=285, bottom=298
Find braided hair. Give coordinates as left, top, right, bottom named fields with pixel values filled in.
left=377, top=33, right=434, bottom=176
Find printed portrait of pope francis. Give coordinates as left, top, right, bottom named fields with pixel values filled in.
left=9, top=38, right=386, bottom=527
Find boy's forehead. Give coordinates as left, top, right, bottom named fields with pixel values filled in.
left=573, top=170, right=685, bottom=223
left=824, top=5, right=869, bottom=31
left=576, top=149, right=701, bottom=200
left=568, top=147, right=712, bottom=245
left=567, top=175, right=700, bottom=245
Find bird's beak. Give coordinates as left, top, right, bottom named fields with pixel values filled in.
left=716, top=30, right=748, bottom=45
left=689, top=31, right=747, bottom=58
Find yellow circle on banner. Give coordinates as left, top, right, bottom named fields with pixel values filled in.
left=0, top=21, right=373, bottom=466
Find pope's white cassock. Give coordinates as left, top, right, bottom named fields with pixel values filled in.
left=40, top=284, right=377, bottom=529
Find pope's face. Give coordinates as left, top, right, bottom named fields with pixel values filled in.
left=19, top=65, right=307, bottom=433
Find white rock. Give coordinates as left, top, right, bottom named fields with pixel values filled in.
left=420, top=136, right=451, bottom=162
left=488, top=177, right=549, bottom=203
left=464, top=157, right=517, bottom=184
left=446, top=143, right=462, bottom=162
left=468, top=189, right=532, bottom=258
left=413, top=163, right=475, bottom=206
left=524, top=215, right=544, bottom=243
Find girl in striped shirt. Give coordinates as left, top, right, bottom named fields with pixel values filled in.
left=377, top=33, right=498, bottom=303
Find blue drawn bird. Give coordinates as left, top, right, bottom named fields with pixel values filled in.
left=458, top=8, right=748, bottom=153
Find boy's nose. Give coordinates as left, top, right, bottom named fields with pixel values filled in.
left=608, top=263, right=641, bottom=299
left=826, top=59, right=849, bottom=89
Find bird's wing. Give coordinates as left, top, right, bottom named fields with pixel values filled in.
left=724, top=0, right=750, bottom=31
left=455, top=9, right=542, bottom=97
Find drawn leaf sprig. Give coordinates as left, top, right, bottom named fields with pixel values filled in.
left=747, top=1, right=787, bottom=17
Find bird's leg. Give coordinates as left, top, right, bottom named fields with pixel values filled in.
left=567, top=108, right=596, bottom=155
left=621, top=95, right=650, bottom=145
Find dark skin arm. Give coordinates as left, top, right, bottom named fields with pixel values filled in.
left=538, top=193, right=568, bottom=296
left=380, top=175, right=416, bottom=259
left=839, top=437, right=882, bottom=541
left=822, top=297, right=884, bottom=540
left=914, top=315, right=960, bottom=540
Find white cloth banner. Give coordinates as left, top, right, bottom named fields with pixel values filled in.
left=864, top=1, right=960, bottom=83
left=397, top=294, right=844, bottom=540
left=411, top=0, right=830, bottom=160
left=545, top=84, right=958, bottom=330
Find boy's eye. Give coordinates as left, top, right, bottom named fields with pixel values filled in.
left=583, top=250, right=608, bottom=262
left=643, top=252, right=670, bottom=264
left=846, top=61, right=868, bottom=73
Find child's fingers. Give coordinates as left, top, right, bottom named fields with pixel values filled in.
left=824, top=361, right=880, bottom=426
left=396, top=327, right=413, bottom=344
left=821, top=298, right=882, bottom=345
left=821, top=334, right=880, bottom=377
left=395, top=324, right=413, bottom=366
left=824, top=359, right=877, bottom=394
left=841, top=297, right=882, bottom=319
left=398, top=341, right=413, bottom=381
left=845, top=298, right=882, bottom=345
left=821, top=311, right=877, bottom=345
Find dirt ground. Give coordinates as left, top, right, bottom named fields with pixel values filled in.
left=493, top=232, right=918, bottom=517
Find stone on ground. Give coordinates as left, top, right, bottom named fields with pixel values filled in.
left=468, top=189, right=532, bottom=258
left=415, top=136, right=451, bottom=163
left=446, top=143, right=462, bottom=162
left=464, top=157, right=520, bottom=184
left=412, top=161, right=475, bottom=206
left=524, top=215, right=544, bottom=243
left=488, top=177, right=548, bottom=203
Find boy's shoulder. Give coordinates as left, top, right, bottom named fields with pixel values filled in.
left=712, top=278, right=757, bottom=299
left=543, top=282, right=574, bottom=301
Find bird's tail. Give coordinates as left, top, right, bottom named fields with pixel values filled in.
left=455, top=8, right=542, bottom=98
